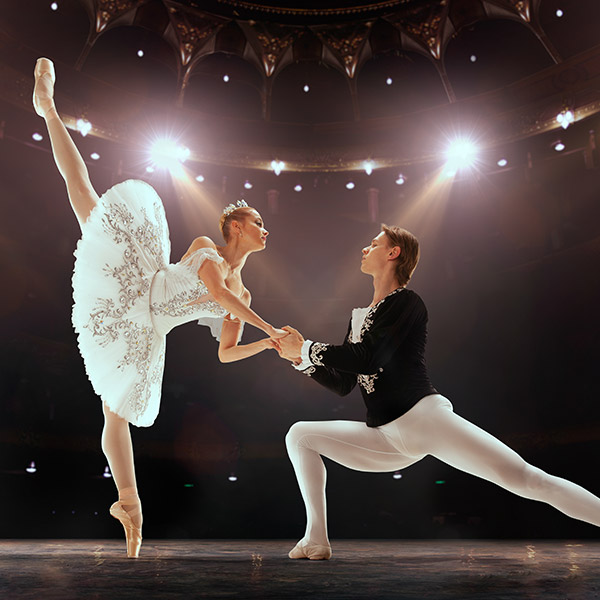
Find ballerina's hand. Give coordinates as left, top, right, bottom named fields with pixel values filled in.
left=269, top=327, right=289, bottom=339
left=264, top=338, right=282, bottom=353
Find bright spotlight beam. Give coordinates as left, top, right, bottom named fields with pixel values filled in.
left=150, top=139, right=190, bottom=174
left=444, top=138, right=478, bottom=176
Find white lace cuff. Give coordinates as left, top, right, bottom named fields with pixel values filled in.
left=180, top=247, right=224, bottom=272
left=293, top=339, right=314, bottom=371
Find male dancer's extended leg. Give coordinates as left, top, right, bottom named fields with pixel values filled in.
left=395, top=395, right=600, bottom=527
left=35, top=58, right=142, bottom=554
left=285, top=420, right=423, bottom=558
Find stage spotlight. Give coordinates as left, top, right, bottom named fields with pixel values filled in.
left=270, top=160, right=285, bottom=176
left=50, top=2, right=58, bottom=10
left=470, top=54, right=477, bottom=63
left=195, top=174, right=205, bottom=182
left=150, top=139, right=190, bottom=173
left=228, top=473, right=238, bottom=482
left=223, top=74, right=230, bottom=83
left=26, top=461, right=36, bottom=474
left=497, top=158, right=508, bottom=167
left=395, top=174, right=405, bottom=185
left=137, top=49, right=144, bottom=58
left=364, top=160, right=374, bottom=175
left=392, top=471, right=402, bottom=480
left=76, top=118, right=92, bottom=137
left=444, top=138, right=478, bottom=175
left=553, top=140, right=566, bottom=152
left=556, top=109, right=574, bottom=129
left=102, top=466, right=112, bottom=478
left=244, top=180, right=253, bottom=189
left=294, top=184, right=302, bottom=192
left=146, top=165, right=155, bottom=173
left=556, top=8, right=563, bottom=17
left=386, top=77, right=393, bottom=85
left=303, top=84, right=310, bottom=93
left=346, top=181, right=355, bottom=190
left=90, top=152, right=100, bottom=160
left=32, top=132, right=43, bottom=141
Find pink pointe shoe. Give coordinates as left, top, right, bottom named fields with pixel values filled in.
left=288, top=539, right=332, bottom=560
left=109, top=491, right=143, bottom=559
left=33, top=57, right=56, bottom=118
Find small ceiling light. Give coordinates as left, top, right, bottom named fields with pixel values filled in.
left=294, top=184, right=302, bottom=192
left=556, top=108, right=574, bottom=129
left=364, top=160, right=374, bottom=176
left=553, top=140, right=566, bottom=152
left=470, top=54, right=477, bottom=63
left=90, top=152, right=100, bottom=160
left=228, top=473, right=238, bottom=482
left=497, top=158, right=508, bottom=167
left=146, top=165, right=155, bottom=173
left=303, top=84, right=310, bottom=93
left=556, top=8, right=563, bottom=17
left=392, top=471, right=402, bottom=480
left=76, top=118, right=92, bottom=137
left=395, top=174, right=405, bottom=185
left=32, top=132, right=43, bottom=141
left=195, top=174, right=205, bottom=182
left=244, top=180, right=253, bottom=189
left=50, top=2, right=58, bottom=10
left=270, top=159, right=284, bottom=176
left=26, top=461, right=37, bottom=474
left=223, top=74, right=230, bottom=83
left=102, top=466, right=112, bottom=478
left=137, top=49, right=144, bottom=58
left=386, top=77, right=393, bottom=85
left=346, top=181, right=355, bottom=190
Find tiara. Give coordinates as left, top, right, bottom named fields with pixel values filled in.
left=222, top=199, right=249, bottom=218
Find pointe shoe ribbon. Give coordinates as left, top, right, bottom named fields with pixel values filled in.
left=109, top=492, right=142, bottom=559
left=288, top=539, right=332, bottom=560
left=33, top=58, right=56, bottom=118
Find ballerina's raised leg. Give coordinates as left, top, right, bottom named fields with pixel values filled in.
left=34, top=57, right=142, bottom=557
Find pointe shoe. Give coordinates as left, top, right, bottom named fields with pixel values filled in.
left=33, top=57, right=56, bottom=118
left=109, top=492, right=142, bottom=558
left=288, top=539, right=332, bottom=560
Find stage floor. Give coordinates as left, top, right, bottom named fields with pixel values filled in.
left=0, top=539, right=598, bottom=599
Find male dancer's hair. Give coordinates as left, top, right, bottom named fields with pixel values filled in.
left=381, top=224, right=420, bottom=286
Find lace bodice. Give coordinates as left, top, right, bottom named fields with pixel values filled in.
left=149, top=247, right=230, bottom=337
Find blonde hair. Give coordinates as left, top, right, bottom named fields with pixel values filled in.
left=219, top=207, right=256, bottom=242
left=381, top=224, right=420, bottom=286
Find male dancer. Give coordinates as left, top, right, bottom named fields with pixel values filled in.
left=278, top=225, right=600, bottom=560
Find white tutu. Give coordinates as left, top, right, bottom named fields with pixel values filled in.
left=72, top=180, right=171, bottom=426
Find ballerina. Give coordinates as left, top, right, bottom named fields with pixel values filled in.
left=277, top=225, right=600, bottom=560
left=33, top=57, right=286, bottom=557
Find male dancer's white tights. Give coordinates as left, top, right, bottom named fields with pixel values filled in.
left=286, top=395, right=600, bottom=546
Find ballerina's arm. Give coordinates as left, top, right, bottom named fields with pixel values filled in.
left=217, top=292, right=282, bottom=363
left=185, top=237, right=284, bottom=339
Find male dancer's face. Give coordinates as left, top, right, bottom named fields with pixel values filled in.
left=360, top=231, right=393, bottom=276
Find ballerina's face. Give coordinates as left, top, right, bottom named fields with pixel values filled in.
left=239, top=209, right=269, bottom=250
left=360, top=231, right=395, bottom=275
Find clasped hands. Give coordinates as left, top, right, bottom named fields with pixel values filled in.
left=267, top=326, right=304, bottom=364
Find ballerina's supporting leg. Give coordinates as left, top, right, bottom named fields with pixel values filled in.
left=102, top=403, right=143, bottom=558
left=33, top=58, right=99, bottom=229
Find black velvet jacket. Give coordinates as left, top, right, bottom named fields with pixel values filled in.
left=302, top=287, right=438, bottom=427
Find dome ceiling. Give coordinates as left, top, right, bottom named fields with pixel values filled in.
left=1, top=0, right=600, bottom=170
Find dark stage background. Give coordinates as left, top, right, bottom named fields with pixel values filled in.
left=1, top=0, right=600, bottom=542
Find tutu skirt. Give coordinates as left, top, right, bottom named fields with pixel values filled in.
left=72, top=180, right=171, bottom=427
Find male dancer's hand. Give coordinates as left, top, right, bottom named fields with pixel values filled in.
left=277, top=326, right=304, bottom=363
